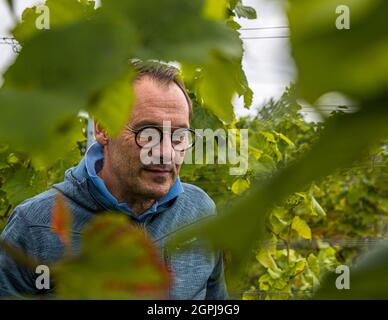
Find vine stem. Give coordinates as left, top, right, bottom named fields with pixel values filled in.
left=286, top=223, right=292, bottom=266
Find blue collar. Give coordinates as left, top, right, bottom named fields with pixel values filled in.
left=84, top=142, right=184, bottom=222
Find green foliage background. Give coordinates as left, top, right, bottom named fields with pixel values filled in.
left=0, top=0, right=388, bottom=299
left=183, top=86, right=388, bottom=299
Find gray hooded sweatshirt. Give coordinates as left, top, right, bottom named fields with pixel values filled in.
left=0, top=157, right=228, bottom=299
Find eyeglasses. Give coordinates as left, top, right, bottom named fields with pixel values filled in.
left=126, top=125, right=200, bottom=151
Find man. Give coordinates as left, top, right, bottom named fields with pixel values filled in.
left=0, top=61, right=228, bottom=299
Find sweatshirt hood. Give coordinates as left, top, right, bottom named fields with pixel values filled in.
left=52, top=158, right=104, bottom=213
left=52, top=157, right=183, bottom=222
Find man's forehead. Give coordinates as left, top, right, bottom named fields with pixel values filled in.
left=131, top=96, right=189, bottom=118
left=130, top=77, right=190, bottom=124
left=133, top=97, right=187, bottom=109
left=130, top=118, right=189, bottom=129
left=133, top=76, right=185, bottom=98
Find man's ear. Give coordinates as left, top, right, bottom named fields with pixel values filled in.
left=94, top=121, right=109, bottom=146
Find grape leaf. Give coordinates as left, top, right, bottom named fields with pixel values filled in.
left=54, top=214, right=170, bottom=299
left=51, top=193, right=73, bottom=247
left=288, top=0, right=388, bottom=102
left=12, top=0, right=96, bottom=44
left=2, top=167, right=46, bottom=206
left=291, top=216, right=312, bottom=239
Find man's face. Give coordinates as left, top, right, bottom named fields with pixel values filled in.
left=104, top=76, right=190, bottom=200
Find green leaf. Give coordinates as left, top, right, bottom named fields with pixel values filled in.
left=203, top=0, right=227, bottom=20
left=288, top=0, right=388, bottom=102
left=307, top=253, right=320, bottom=275
left=256, top=237, right=278, bottom=270
left=226, top=19, right=241, bottom=31
left=0, top=145, right=10, bottom=170
left=291, top=216, right=312, bottom=239
left=234, top=1, right=257, bottom=19
left=243, top=84, right=253, bottom=107
left=273, top=144, right=283, bottom=162
left=2, top=13, right=135, bottom=163
left=194, top=56, right=244, bottom=123
left=168, top=98, right=388, bottom=273
left=4, top=16, right=133, bottom=101
left=51, top=194, right=73, bottom=248
left=288, top=260, right=306, bottom=276
left=276, top=132, right=295, bottom=148
left=54, top=214, right=170, bottom=299
left=310, top=191, right=326, bottom=217
left=3, top=0, right=248, bottom=164
left=88, top=70, right=135, bottom=137
left=260, top=132, right=276, bottom=143
left=256, top=250, right=277, bottom=270
left=315, top=241, right=388, bottom=299
left=12, top=0, right=96, bottom=43
left=234, top=57, right=253, bottom=108
left=231, top=178, right=250, bottom=195
left=103, top=0, right=243, bottom=63
left=2, top=167, right=46, bottom=206
left=258, top=274, right=272, bottom=291
left=190, top=100, right=224, bottom=130
left=248, top=146, right=263, bottom=160
left=0, top=89, right=84, bottom=165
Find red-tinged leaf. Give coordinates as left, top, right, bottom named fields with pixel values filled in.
left=51, top=193, right=73, bottom=246
left=54, top=214, right=171, bottom=299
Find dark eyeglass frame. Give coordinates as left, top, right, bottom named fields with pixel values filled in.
left=125, top=125, right=200, bottom=151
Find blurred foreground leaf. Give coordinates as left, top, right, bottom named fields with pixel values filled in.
left=54, top=214, right=170, bottom=299
left=51, top=194, right=73, bottom=248
left=289, top=0, right=388, bottom=102
left=12, top=0, right=96, bottom=44
left=0, top=89, right=84, bottom=166
left=315, top=240, right=388, bottom=299
left=168, top=0, right=388, bottom=281
left=2, top=167, right=46, bottom=206
left=168, top=95, right=388, bottom=273
left=1, top=0, right=250, bottom=163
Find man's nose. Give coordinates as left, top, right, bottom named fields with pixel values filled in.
left=160, top=133, right=175, bottom=165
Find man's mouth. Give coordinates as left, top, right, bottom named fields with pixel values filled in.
left=143, top=166, right=173, bottom=177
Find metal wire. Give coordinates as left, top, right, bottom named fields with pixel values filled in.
left=240, top=26, right=289, bottom=31
left=241, top=35, right=290, bottom=40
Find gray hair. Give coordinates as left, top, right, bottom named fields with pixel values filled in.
left=130, top=59, right=193, bottom=120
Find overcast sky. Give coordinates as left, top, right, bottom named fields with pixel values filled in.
left=233, top=0, right=295, bottom=117
left=1, top=0, right=332, bottom=120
